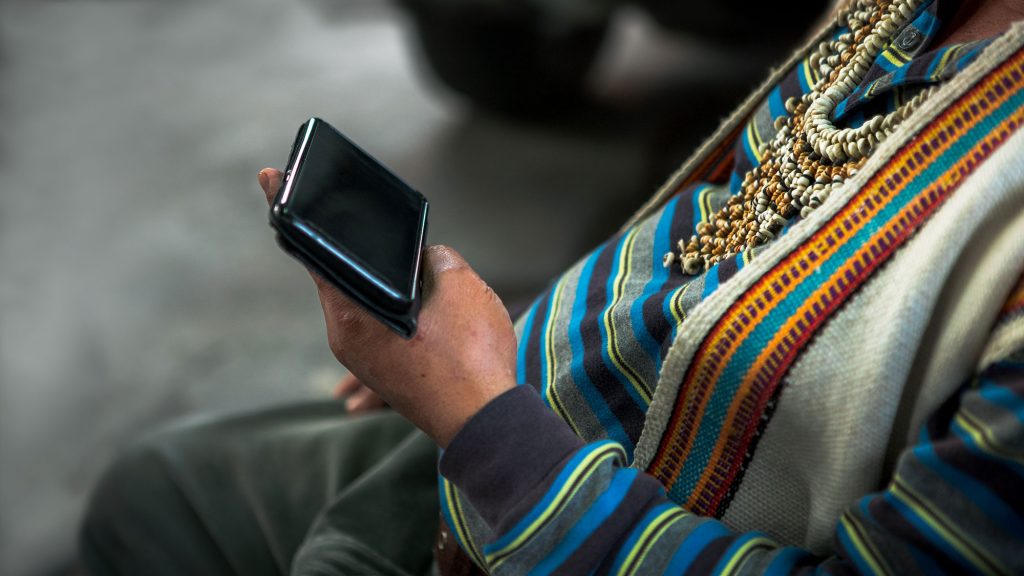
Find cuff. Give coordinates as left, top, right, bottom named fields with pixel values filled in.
left=439, top=385, right=585, bottom=528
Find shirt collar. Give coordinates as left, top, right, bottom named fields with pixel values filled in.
left=834, top=0, right=994, bottom=120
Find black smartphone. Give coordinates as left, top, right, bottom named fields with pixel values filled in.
left=270, top=118, right=429, bottom=338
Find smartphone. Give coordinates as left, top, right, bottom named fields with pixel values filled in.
left=270, top=118, right=429, bottom=338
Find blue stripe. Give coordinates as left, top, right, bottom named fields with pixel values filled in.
left=835, top=513, right=879, bottom=576
left=607, top=502, right=679, bottom=574
left=914, top=425, right=1024, bottom=534
left=485, top=441, right=621, bottom=555
left=599, top=234, right=648, bottom=410
left=763, top=547, right=814, bottom=576
left=629, top=196, right=682, bottom=370
left=955, top=42, right=991, bottom=70
left=846, top=109, right=867, bottom=129
left=529, top=469, right=638, bottom=576
left=537, top=287, right=559, bottom=409
left=664, top=520, right=732, bottom=574
left=740, top=124, right=760, bottom=167
left=949, top=418, right=1024, bottom=478
left=567, top=247, right=631, bottom=446
left=878, top=51, right=902, bottom=73
left=796, top=58, right=813, bottom=93
left=913, top=5, right=939, bottom=38
left=891, top=62, right=911, bottom=85
left=978, top=378, right=1024, bottom=418
left=834, top=97, right=849, bottom=119
left=767, top=87, right=787, bottom=121
left=927, top=44, right=956, bottom=78
left=880, top=490, right=977, bottom=571
left=517, top=297, right=541, bottom=386
left=702, top=264, right=721, bottom=300
left=903, top=535, right=948, bottom=576
left=711, top=532, right=772, bottom=575
left=691, top=183, right=711, bottom=230
left=438, top=479, right=472, bottom=559
left=667, top=87, right=1024, bottom=502
left=729, top=170, right=744, bottom=195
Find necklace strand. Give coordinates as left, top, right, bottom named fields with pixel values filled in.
left=665, top=0, right=934, bottom=275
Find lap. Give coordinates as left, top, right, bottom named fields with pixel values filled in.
left=81, top=401, right=439, bottom=576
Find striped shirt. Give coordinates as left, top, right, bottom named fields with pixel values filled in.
left=439, top=2, right=1023, bottom=574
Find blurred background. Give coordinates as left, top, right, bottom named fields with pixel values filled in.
left=0, top=0, right=822, bottom=573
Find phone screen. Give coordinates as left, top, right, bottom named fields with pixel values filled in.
left=287, top=123, right=422, bottom=294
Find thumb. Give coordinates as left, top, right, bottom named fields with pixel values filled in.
left=420, top=245, right=472, bottom=295
left=258, top=168, right=284, bottom=206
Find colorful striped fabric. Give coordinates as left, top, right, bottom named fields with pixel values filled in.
left=510, top=0, right=993, bottom=469
left=438, top=2, right=1024, bottom=574
left=441, top=357, right=1024, bottom=574
left=647, top=46, right=1024, bottom=517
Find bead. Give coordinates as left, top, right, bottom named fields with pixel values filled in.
left=662, top=252, right=676, bottom=268
left=682, top=257, right=703, bottom=275
left=669, top=0, right=929, bottom=274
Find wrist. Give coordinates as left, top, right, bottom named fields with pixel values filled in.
left=428, top=374, right=517, bottom=448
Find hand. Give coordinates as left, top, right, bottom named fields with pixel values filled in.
left=259, top=168, right=517, bottom=447
left=333, top=372, right=388, bottom=413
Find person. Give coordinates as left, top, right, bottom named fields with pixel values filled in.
left=81, top=0, right=1024, bottom=574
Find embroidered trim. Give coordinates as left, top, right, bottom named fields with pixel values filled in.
left=646, top=47, right=1024, bottom=517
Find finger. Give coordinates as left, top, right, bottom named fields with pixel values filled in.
left=333, top=372, right=362, bottom=399
left=345, top=385, right=387, bottom=413
left=316, top=281, right=393, bottom=365
left=258, top=168, right=284, bottom=205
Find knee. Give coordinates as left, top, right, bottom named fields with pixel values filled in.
left=78, top=427, right=195, bottom=574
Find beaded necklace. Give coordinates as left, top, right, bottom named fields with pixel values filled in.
left=665, top=0, right=934, bottom=275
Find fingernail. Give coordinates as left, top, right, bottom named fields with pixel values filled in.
left=258, top=170, right=270, bottom=191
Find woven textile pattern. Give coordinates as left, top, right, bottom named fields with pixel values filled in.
left=648, top=48, right=1024, bottom=516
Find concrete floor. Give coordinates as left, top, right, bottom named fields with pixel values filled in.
left=0, top=2, right=784, bottom=574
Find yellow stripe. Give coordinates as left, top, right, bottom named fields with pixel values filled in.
left=603, top=228, right=652, bottom=404
left=444, top=478, right=486, bottom=568
left=955, top=410, right=1024, bottom=465
left=802, top=57, right=820, bottom=88
left=542, top=277, right=582, bottom=436
left=487, top=443, right=626, bottom=566
left=669, top=282, right=692, bottom=326
left=698, top=186, right=715, bottom=226
left=882, top=45, right=912, bottom=68
left=891, top=476, right=1004, bottom=575
left=651, top=57, right=1024, bottom=489
left=929, top=44, right=960, bottom=81
left=616, top=508, right=686, bottom=576
left=840, top=512, right=891, bottom=575
left=745, top=122, right=763, bottom=164
left=718, top=535, right=775, bottom=575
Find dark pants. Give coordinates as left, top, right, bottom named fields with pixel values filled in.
left=80, top=401, right=440, bottom=576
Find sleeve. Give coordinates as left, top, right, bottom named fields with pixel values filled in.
left=439, top=357, right=1024, bottom=575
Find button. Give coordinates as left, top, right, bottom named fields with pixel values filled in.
left=896, top=28, right=922, bottom=52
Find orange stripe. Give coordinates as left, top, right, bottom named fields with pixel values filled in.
left=676, top=122, right=744, bottom=193
left=648, top=47, right=1024, bottom=495
left=1000, top=274, right=1024, bottom=316
left=650, top=139, right=920, bottom=487
left=688, top=110, right=1023, bottom=512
